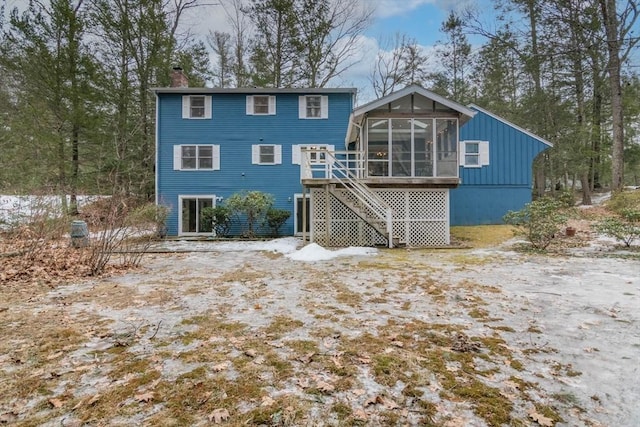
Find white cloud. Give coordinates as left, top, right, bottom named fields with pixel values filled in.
left=369, top=0, right=437, bottom=18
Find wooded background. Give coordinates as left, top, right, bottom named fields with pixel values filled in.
left=0, top=0, right=638, bottom=209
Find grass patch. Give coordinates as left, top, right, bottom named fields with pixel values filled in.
left=450, top=225, right=515, bottom=247
left=262, top=315, right=304, bottom=337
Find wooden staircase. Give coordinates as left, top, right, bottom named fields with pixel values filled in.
left=328, top=188, right=402, bottom=247
left=302, top=148, right=397, bottom=248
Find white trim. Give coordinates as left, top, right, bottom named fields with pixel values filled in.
left=174, top=144, right=220, bottom=170
left=269, top=95, right=276, bottom=115
left=204, top=95, right=212, bottom=119
left=468, top=104, right=553, bottom=147
left=299, top=95, right=327, bottom=119
left=247, top=95, right=275, bottom=115
left=178, top=195, right=216, bottom=236
left=182, top=95, right=190, bottom=119
left=293, top=193, right=311, bottom=236
left=320, top=95, right=328, bottom=119
left=298, top=96, right=306, bottom=118
left=479, top=140, right=489, bottom=166
left=292, top=144, right=332, bottom=165
left=353, top=85, right=476, bottom=120
left=252, top=144, right=281, bottom=165
left=182, top=95, right=209, bottom=119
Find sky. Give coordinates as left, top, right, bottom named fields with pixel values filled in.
left=182, top=0, right=492, bottom=103
left=2, top=0, right=493, bottom=103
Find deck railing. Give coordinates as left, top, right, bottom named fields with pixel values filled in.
left=301, top=148, right=394, bottom=248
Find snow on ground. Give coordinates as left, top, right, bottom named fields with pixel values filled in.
left=153, top=238, right=378, bottom=262
left=285, top=243, right=378, bottom=261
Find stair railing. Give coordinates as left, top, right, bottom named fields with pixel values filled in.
left=301, top=147, right=394, bottom=248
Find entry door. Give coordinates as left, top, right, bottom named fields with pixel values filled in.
left=294, top=194, right=310, bottom=235
left=180, top=196, right=214, bottom=234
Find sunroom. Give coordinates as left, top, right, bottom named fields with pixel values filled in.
left=346, top=85, right=476, bottom=186
left=300, top=85, right=477, bottom=248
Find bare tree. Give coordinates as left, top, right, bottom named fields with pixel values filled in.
left=369, top=33, right=426, bottom=97
left=208, top=30, right=233, bottom=87
left=292, top=0, right=373, bottom=87
left=221, top=0, right=251, bottom=87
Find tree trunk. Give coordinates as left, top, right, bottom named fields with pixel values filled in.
left=599, top=0, right=625, bottom=191
left=580, top=171, right=592, bottom=205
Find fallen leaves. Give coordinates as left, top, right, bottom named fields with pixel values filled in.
left=528, top=408, right=555, bottom=426
left=208, top=408, right=230, bottom=424
left=365, top=395, right=400, bottom=410
left=134, top=392, right=154, bottom=403
left=48, top=398, right=64, bottom=408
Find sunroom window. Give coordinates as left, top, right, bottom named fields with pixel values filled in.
left=366, top=118, right=458, bottom=178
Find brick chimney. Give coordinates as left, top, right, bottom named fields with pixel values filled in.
left=170, top=67, right=189, bottom=88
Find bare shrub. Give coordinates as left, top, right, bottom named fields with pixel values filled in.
left=82, top=197, right=167, bottom=275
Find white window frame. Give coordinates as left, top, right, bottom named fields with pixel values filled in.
left=182, top=95, right=212, bottom=119
left=173, top=144, right=220, bottom=171
left=246, top=95, right=276, bottom=115
left=298, top=95, right=328, bottom=119
left=460, top=140, right=489, bottom=167
left=252, top=144, right=282, bottom=165
left=178, top=195, right=216, bottom=235
left=291, top=144, right=335, bottom=165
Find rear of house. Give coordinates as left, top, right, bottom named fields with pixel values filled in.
left=154, top=77, right=551, bottom=247
left=154, top=77, right=355, bottom=237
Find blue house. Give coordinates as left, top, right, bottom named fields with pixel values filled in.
left=154, top=75, right=551, bottom=247
left=453, top=104, right=552, bottom=226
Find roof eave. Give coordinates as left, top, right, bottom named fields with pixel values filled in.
left=150, top=87, right=358, bottom=95
left=468, top=104, right=554, bottom=147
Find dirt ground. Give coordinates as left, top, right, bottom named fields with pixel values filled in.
left=0, top=229, right=638, bottom=427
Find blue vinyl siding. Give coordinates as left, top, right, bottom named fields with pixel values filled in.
left=157, top=92, right=353, bottom=236
left=453, top=108, right=550, bottom=225
left=450, top=186, right=533, bottom=225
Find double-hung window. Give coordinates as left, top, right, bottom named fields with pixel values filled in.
left=252, top=144, right=282, bottom=165
left=464, top=142, right=480, bottom=166
left=174, top=145, right=220, bottom=170
left=306, top=96, right=321, bottom=118
left=190, top=96, right=205, bottom=118
left=246, top=95, right=276, bottom=115
left=460, top=140, right=489, bottom=167
left=298, top=95, right=328, bottom=119
left=182, top=95, right=212, bottom=119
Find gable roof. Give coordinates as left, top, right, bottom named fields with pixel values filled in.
left=468, top=104, right=553, bottom=147
left=353, top=84, right=477, bottom=120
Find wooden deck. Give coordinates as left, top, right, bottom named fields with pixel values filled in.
left=301, top=177, right=460, bottom=188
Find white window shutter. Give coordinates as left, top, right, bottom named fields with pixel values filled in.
left=182, top=96, right=190, bottom=119
left=246, top=96, right=254, bottom=115
left=292, top=145, right=301, bottom=164
left=212, top=145, right=221, bottom=170
left=479, top=141, right=490, bottom=166
left=204, top=96, right=212, bottom=119
left=298, top=96, right=306, bottom=118
left=320, top=96, right=328, bottom=119
left=459, top=141, right=466, bottom=166
left=269, top=96, right=276, bottom=115
left=251, top=145, right=260, bottom=164
left=274, top=145, right=282, bottom=164
left=174, top=145, right=182, bottom=170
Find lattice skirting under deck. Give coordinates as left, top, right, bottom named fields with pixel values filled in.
left=309, top=188, right=449, bottom=247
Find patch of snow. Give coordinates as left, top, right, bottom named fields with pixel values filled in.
left=155, top=237, right=301, bottom=254
left=285, top=243, right=377, bottom=261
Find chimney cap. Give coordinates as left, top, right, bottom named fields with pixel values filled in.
left=172, top=66, right=183, bottom=71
